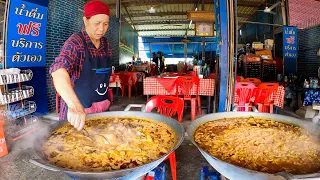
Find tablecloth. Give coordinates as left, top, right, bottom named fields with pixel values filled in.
left=303, top=90, right=320, bottom=106
left=234, top=86, right=285, bottom=108
left=143, top=77, right=215, bottom=96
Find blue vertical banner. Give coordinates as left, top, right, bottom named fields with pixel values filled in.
left=5, top=0, right=48, bottom=68
left=213, top=0, right=220, bottom=55
left=5, top=0, right=49, bottom=115
left=283, top=26, right=298, bottom=73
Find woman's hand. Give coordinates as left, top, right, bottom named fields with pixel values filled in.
left=67, top=102, right=86, bottom=131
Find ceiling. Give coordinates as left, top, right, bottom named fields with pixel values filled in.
left=101, top=0, right=268, bottom=37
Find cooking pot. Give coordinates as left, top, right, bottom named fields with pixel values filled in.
left=187, top=112, right=320, bottom=180
left=30, top=106, right=184, bottom=180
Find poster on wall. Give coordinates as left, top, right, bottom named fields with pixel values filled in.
left=283, top=26, right=298, bottom=73
left=283, top=26, right=298, bottom=58
left=195, top=22, right=214, bottom=37
left=5, top=0, right=48, bottom=68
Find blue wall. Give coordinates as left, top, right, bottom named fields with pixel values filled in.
left=297, top=25, right=320, bottom=79
left=119, top=21, right=138, bottom=64
left=239, top=12, right=274, bottom=43
left=239, top=0, right=283, bottom=44
left=141, top=37, right=217, bottom=58
left=46, top=0, right=120, bottom=112
left=45, top=0, right=85, bottom=112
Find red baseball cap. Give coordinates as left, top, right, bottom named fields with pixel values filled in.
left=84, top=0, right=110, bottom=18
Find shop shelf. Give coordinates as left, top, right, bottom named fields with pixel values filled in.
left=1, top=101, right=37, bottom=121
left=4, top=115, right=38, bottom=141
left=0, top=86, right=34, bottom=105
left=0, top=69, right=33, bottom=85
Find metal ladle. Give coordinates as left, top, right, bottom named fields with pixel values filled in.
left=81, top=128, right=94, bottom=142
left=81, top=128, right=109, bottom=145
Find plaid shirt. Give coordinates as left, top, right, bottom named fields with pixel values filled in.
left=49, top=28, right=112, bottom=120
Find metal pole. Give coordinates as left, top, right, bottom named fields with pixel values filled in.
left=281, top=0, right=287, bottom=26
left=232, top=0, right=238, bottom=110
left=184, top=42, right=187, bottom=63
left=117, top=0, right=121, bottom=67
left=201, top=0, right=205, bottom=63
left=116, top=0, right=120, bottom=19
left=172, top=43, right=174, bottom=64
left=210, top=43, right=213, bottom=71
left=150, top=43, right=152, bottom=64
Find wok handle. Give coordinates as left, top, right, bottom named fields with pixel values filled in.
left=29, top=159, right=60, bottom=172
left=233, top=105, right=258, bottom=112
left=124, top=104, right=146, bottom=112
left=276, top=172, right=320, bottom=180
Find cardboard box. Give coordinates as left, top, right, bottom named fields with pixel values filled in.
left=252, top=42, right=264, bottom=50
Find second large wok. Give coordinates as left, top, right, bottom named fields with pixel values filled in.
left=30, top=110, right=184, bottom=180
left=187, top=112, right=320, bottom=180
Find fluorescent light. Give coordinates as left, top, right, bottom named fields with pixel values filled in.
left=189, top=20, right=193, bottom=28
left=154, top=36, right=171, bottom=38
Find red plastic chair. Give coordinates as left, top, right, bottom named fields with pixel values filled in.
left=244, top=78, right=261, bottom=86
left=50, top=78, right=60, bottom=114
left=185, top=71, right=197, bottom=77
left=52, top=79, right=113, bottom=112
left=176, top=76, right=202, bottom=120
left=234, top=82, right=256, bottom=111
left=150, top=64, right=158, bottom=76
left=145, top=95, right=184, bottom=180
left=119, top=72, right=137, bottom=98
left=208, top=73, right=216, bottom=79
left=55, top=89, right=60, bottom=114
left=255, top=83, right=279, bottom=113
left=145, top=95, right=184, bottom=123
left=183, top=64, right=188, bottom=73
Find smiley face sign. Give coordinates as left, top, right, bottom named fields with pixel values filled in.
left=95, top=82, right=108, bottom=96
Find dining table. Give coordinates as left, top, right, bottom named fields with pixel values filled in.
left=143, top=76, right=215, bottom=113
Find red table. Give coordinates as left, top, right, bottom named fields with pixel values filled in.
left=143, top=77, right=215, bottom=113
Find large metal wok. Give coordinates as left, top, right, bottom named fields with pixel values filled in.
left=30, top=109, right=184, bottom=180
left=187, top=112, right=320, bottom=180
